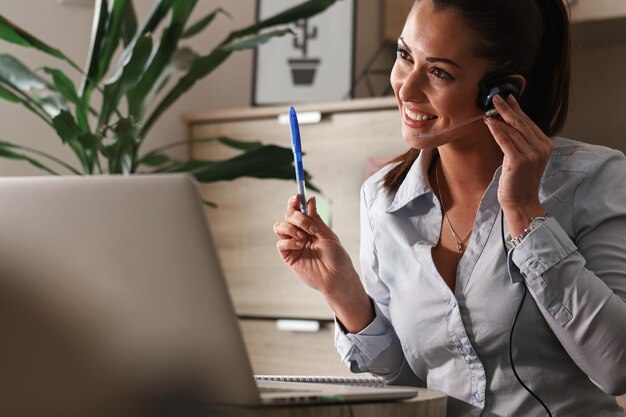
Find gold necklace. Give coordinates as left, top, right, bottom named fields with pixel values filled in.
left=434, top=158, right=472, bottom=259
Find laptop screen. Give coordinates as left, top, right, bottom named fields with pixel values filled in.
left=0, top=175, right=263, bottom=415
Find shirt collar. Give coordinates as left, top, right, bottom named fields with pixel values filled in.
left=386, top=149, right=436, bottom=213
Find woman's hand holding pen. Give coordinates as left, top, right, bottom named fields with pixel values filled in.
left=484, top=94, right=554, bottom=236
left=274, top=194, right=374, bottom=333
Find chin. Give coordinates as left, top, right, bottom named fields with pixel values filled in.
left=401, top=127, right=445, bottom=150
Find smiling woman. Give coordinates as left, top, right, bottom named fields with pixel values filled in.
left=273, top=0, right=626, bottom=416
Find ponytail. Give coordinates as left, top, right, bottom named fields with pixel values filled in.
left=522, top=0, right=571, bottom=136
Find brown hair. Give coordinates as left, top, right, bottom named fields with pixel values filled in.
left=382, top=0, right=571, bottom=193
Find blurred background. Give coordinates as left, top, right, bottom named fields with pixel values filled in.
left=0, top=0, right=624, bottom=177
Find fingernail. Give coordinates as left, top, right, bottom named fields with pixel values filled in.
left=296, top=230, right=305, bottom=239
left=493, top=94, right=504, bottom=104
left=291, top=194, right=297, bottom=200
left=296, top=240, right=304, bottom=247
left=309, top=225, right=319, bottom=235
left=484, top=117, right=495, bottom=125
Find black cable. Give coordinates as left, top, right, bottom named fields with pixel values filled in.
left=501, top=211, right=553, bottom=417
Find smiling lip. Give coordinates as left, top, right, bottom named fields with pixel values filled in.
left=402, top=106, right=438, bottom=129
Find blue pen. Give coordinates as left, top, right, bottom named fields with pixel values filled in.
left=289, top=107, right=307, bottom=215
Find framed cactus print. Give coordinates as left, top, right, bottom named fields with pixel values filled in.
left=252, top=0, right=356, bottom=105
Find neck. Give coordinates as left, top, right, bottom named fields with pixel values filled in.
left=435, top=138, right=503, bottom=198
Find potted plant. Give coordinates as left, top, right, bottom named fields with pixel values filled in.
left=0, top=0, right=331, bottom=202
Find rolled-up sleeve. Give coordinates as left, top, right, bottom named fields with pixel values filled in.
left=509, top=149, right=626, bottom=395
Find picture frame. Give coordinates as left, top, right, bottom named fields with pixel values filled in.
left=252, top=0, right=356, bottom=106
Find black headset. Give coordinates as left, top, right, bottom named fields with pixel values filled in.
left=477, top=71, right=523, bottom=111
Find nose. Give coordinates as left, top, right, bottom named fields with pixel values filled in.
left=393, top=64, right=427, bottom=103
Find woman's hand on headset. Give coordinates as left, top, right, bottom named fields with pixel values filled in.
left=273, top=194, right=374, bottom=332
left=484, top=94, right=553, bottom=236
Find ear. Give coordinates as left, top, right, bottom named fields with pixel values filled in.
left=509, top=74, right=527, bottom=96
left=478, top=71, right=526, bottom=111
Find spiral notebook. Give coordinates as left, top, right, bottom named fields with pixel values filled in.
left=255, top=375, right=386, bottom=386
left=0, top=174, right=419, bottom=407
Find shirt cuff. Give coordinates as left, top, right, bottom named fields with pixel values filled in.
left=511, top=216, right=577, bottom=278
left=335, top=302, right=394, bottom=362
left=510, top=216, right=576, bottom=326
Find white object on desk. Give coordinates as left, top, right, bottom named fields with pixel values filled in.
left=276, top=319, right=321, bottom=333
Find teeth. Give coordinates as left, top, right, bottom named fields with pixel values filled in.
left=405, top=108, right=436, bottom=121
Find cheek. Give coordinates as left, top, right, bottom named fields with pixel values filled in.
left=436, top=86, right=480, bottom=115
left=389, top=61, right=403, bottom=93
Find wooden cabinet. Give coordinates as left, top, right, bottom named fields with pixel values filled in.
left=185, top=97, right=405, bottom=375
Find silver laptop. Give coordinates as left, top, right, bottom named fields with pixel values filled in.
left=0, top=174, right=418, bottom=413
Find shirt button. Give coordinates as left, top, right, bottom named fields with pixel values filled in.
left=473, top=392, right=481, bottom=404
left=449, top=298, right=457, bottom=308
left=461, top=345, right=471, bottom=357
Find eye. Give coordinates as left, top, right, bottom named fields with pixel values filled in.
left=396, top=46, right=412, bottom=61
left=429, top=66, right=454, bottom=81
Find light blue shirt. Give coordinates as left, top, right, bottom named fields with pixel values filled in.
left=335, top=137, right=626, bottom=416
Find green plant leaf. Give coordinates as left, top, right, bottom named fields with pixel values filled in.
left=222, top=28, right=293, bottom=51
left=104, top=117, right=139, bottom=174
left=0, top=84, right=20, bottom=102
left=0, top=141, right=60, bottom=175
left=137, top=135, right=265, bottom=169
left=120, top=0, right=138, bottom=46
left=216, top=136, right=264, bottom=151
left=162, top=144, right=319, bottom=191
left=95, top=0, right=133, bottom=87
left=226, top=0, right=336, bottom=43
left=0, top=15, right=66, bottom=60
left=182, top=7, right=230, bottom=39
left=0, top=54, right=67, bottom=118
left=141, top=47, right=232, bottom=137
left=99, top=35, right=152, bottom=129
left=43, top=67, right=80, bottom=104
left=51, top=109, right=97, bottom=173
left=138, top=0, right=175, bottom=36
left=127, top=0, right=198, bottom=121
left=42, top=66, right=92, bottom=131
left=80, top=0, right=108, bottom=95
left=138, top=152, right=171, bottom=167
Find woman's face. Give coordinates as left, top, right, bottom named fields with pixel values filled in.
left=391, top=1, right=494, bottom=149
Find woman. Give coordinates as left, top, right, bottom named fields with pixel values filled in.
left=273, top=0, right=626, bottom=415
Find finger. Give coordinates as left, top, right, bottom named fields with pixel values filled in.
left=308, top=196, right=325, bottom=223
left=497, top=95, right=554, bottom=155
left=497, top=94, right=553, bottom=150
left=488, top=116, right=532, bottom=153
left=276, top=238, right=305, bottom=253
left=273, top=220, right=307, bottom=240
left=484, top=117, right=523, bottom=155
left=286, top=207, right=319, bottom=236
left=505, top=95, right=546, bottom=140
left=307, top=195, right=339, bottom=240
left=492, top=94, right=536, bottom=139
left=286, top=194, right=300, bottom=217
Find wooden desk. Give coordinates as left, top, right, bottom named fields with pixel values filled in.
left=204, top=388, right=447, bottom=417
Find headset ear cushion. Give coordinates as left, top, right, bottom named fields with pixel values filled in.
left=477, top=73, right=522, bottom=111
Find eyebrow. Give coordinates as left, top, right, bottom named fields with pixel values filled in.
left=398, top=37, right=462, bottom=69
